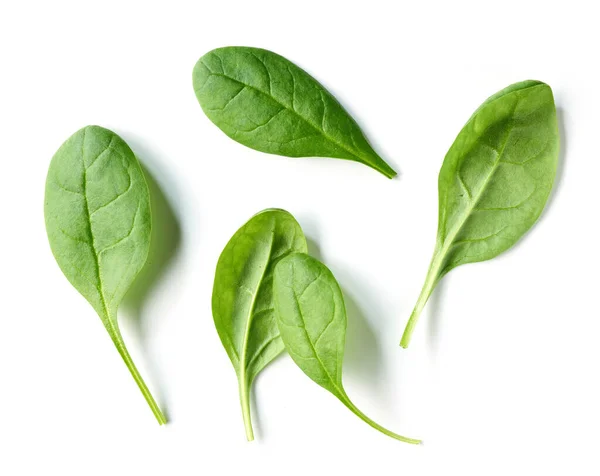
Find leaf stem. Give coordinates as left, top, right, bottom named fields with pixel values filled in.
left=110, top=331, right=167, bottom=425
left=239, top=378, right=255, bottom=441
left=400, top=250, right=444, bottom=348
left=342, top=397, right=421, bottom=444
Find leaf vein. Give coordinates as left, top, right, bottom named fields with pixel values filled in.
left=98, top=205, right=141, bottom=255
left=246, top=335, right=280, bottom=371
left=206, top=72, right=364, bottom=162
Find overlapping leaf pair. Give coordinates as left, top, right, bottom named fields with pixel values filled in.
left=212, top=209, right=420, bottom=443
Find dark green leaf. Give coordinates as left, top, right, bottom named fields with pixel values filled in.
left=193, top=46, right=397, bottom=178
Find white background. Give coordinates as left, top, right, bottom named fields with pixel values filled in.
left=1, top=1, right=597, bottom=474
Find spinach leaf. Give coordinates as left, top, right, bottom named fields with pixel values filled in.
left=274, top=253, right=421, bottom=444
left=193, top=46, right=397, bottom=178
left=400, top=81, right=559, bottom=348
left=212, top=209, right=308, bottom=441
left=44, top=125, right=166, bottom=424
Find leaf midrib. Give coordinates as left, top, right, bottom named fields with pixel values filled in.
left=439, top=84, right=546, bottom=235
left=80, top=130, right=117, bottom=337
left=289, top=275, right=345, bottom=400
left=239, top=224, right=277, bottom=382
left=438, top=104, right=520, bottom=267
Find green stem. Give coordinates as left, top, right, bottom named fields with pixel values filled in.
left=110, top=331, right=167, bottom=425
left=342, top=397, right=421, bottom=444
left=400, top=250, right=444, bottom=348
left=239, top=377, right=255, bottom=441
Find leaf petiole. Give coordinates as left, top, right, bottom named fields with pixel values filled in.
left=400, top=249, right=444, bottom=348
left=110, top=330, right=167, bottom=425
left=239, top=378, right=255, bottom=441
left=342, top=396, right=421, bottom=445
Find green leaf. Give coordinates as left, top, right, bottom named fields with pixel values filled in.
left=401, top=81, right=559, bottom=348
left=212, top=209, right=307, bottom=441
left=44, top=125, right=166, bottom=424
left=274, top=253, right=421, bottom=444
left=193, top=46, right=397, bottom=178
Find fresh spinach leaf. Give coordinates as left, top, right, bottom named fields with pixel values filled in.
left=212, top=209, right=308, bottom=441
left=44, top=125, right=166, bottom=424
left=273, top=253, right=421, bottom=444
left=193, top=46, right=397, bottom=178
left=400, top=81, right=559, bottom=348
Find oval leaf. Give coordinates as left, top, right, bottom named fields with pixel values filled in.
left=193, top=46, right=397, bottom=178
left=44, top=125, right=166, bottom=424
left=273, top=253, right=347, bottom=397
left=274, top=253, right=421, bottom=444
left=212, top=209, right=307, bottom=440
left=401, top=81, right=559, bottom=347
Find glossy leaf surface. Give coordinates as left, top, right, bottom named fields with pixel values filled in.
left=193, top=46, right=397, bottom=178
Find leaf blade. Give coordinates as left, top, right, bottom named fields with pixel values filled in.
left=212, top=209, right=307, bottom=440
left=273, top=253, right=346, bottom=397
left=193, top=46, right=397, bottom=178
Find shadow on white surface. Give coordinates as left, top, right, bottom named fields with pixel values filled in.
left=342, top=290, right=384, bottom=391
left=543, top=106, right=567, bottom=218
left=308, top=236, right=387, bottom=396
left=246, top=235, right=391, bottom=438
left=426, top=277, right=448, bottom=355
left=122, top=162, right=182, bottom=422
left=249, top=384, right=264, bottom=441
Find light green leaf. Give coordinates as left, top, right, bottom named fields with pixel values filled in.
left=212, top=209, right=307, bottom=440
left=274, top=253, right=421, bottom=444
left=193, top=46, right=397, bottom=178
left=44, top=125, right=166, bottom=424
left=401, top=81, right=559, bottom=347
